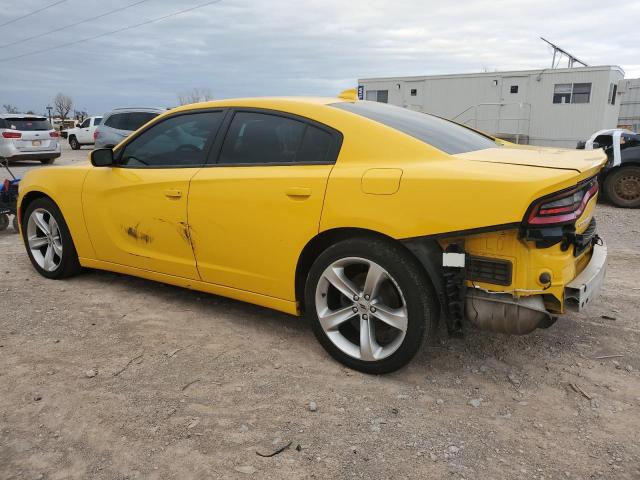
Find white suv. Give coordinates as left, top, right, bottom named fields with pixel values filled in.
left=0, top=114, right=61, bottom=164
left=65, top=116, right=102, bottom=150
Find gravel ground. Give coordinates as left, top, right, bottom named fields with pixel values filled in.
left=1, top=144, right=640, bottom=479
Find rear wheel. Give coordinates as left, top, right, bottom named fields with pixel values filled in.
left=12, top=215, right=19, bottom=233
left=21, top=197, right=82, bottom=279
left=305, top=237, right=436, bottom=374
left=0, top=214, right=8, bottom=231
left=69, top=136, right=80, bottom=150
left=604, top=166, right=640, bottom=208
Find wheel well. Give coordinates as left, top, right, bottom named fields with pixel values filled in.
left=294, top=227, right=443, bottom=315
left=19, top=191, right=52, bottom=224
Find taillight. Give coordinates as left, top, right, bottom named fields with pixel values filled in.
left=2, top=131, right=22, bottom=139
left=93, top=131, right=99, bottom=140
left=50, top=131, right=60, bottom=138
left=526, top=178, right=599, bottom=226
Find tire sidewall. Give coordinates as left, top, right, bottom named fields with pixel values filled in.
left=69, top=136, right=79, bottom=150
left=21, top=197, right=81, bottom=279
left=304, top=237, right=434, bottom=374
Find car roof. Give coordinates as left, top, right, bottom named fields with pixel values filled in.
left=106, top=107, right=166, bottom=114
left=174, top=97, right=347, bottom=111
left=0, top=113, right=47, bottom=119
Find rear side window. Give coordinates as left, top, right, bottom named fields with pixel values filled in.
left=104, top=112, right=158, bottom=131
left=332, top=101, right=498, bottom=155
left=218, top=111, right=338, bottom=165
left=2, top=117, right=52, bottom=131
left=94, top=117, right=102, bottom=126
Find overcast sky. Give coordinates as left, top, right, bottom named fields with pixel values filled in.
left=2, top=0, right=639, bottom=115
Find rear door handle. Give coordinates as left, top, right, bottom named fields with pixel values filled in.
left=285, top=187, right=312, bottom=198
left=164, top=189, right=183, bottom=199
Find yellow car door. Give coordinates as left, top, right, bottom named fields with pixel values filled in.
left=82, top=110, right=226, bottom=279
left=188, top=109, right=342, bottom=300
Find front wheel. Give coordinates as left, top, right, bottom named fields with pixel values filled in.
left=305, top=237, right=436, bottom=374
left=604, top=166, right=640, bottom=208
left=21, top=198, right=82, bottom=279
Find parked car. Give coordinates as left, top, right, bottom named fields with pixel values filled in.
left=17, top=97, right=607, bottom=373
left=578, top=129, right=640, bottom=208
left=0, top=114, right=60, bottom=164
left=65, top=116, right=102, bottom=150
left=94, top=107, right=164, bottom=148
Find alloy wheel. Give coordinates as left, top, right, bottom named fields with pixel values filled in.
left=26, top=208, right=63, bottom=272
left=315, top=257, right=408, bottom=361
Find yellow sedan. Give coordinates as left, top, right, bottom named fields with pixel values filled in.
left=17, top=96, right=607, bottom=373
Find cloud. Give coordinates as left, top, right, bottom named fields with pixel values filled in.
left=1, top=0, right=638, bottom=114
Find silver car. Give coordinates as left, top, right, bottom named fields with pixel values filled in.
left=94, top=107, right=164, bottom=148
left=0, top=114, right=61, bottom=164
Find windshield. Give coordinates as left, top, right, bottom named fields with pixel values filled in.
left=1, top=117, right=52, bottom=131
left=331, top=101, right=498, bottom=155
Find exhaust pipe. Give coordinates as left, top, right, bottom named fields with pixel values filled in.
left=465, top=290, right=554, bottom=335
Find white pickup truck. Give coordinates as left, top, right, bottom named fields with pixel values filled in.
left=65, top=116, right=102, bottom=150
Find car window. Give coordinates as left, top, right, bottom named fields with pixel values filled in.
left=219, top=111, right=337, bottom=165
left=331, top=101, right=498, bottom=155
left=119, top=111, right=223, bottom=168
left=104, top=113, right=122, bottom=129
left=2, top=117, right=52, bottom=131
left=80, top=119, right=90, bottom=128
left=94, top=117, right=102, bottom=126
left=120, top=112, right=159, bottom=131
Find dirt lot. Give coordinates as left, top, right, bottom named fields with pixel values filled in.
left=1, top=144, right=640, bottom=479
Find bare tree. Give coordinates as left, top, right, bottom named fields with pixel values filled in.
left=53, top=93, right=73, bottom=120
left=177, top=87, right=213, bottom=106
left=3, top=104, right=19, bottom=114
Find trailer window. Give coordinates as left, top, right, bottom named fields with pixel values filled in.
left=365, top=90, right=389, bottom=103
left=553, top=83, right=591, bottom=104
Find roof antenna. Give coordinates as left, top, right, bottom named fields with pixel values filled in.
left=540, top=37, right=588, bottom=69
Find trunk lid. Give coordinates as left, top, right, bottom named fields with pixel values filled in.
left=455, top=145, right=607, bottom=180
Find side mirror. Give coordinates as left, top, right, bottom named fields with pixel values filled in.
left=90, top=148, right=114, bottom=167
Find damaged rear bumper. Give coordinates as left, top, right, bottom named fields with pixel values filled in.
left=564, top=241, right=607, bottom=312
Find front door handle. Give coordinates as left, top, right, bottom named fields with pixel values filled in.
left=285, top=187, right=312, bottom=198
left=164, top=189, right=183, bottom=199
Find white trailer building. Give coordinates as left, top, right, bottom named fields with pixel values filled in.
left=617, top=78, right=640, bottom=132
left=358, top=66, right=624, bottom=148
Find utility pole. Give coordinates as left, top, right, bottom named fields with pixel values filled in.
left=46, top=105, right=53, bottom=122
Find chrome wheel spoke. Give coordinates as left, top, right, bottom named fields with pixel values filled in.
left=319, top=305, right=357, bottom=331
left=363, top=262, right=386, bottom=299
left=51, top=239, right=63, bottom=257
left=372, top=303, right=408, bottom=332
left=28, top=235, right=48, bottom=249
left=359, top=317, right=378, bottom=361
left=324, top=266, right=359, bottom=300
left=43, top=245, right=55, bottom=271
left=33, top=211, right=50, bottom=235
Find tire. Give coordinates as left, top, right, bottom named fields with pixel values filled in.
left=12, top=215, right=19, bottom=233
left=21, top=197, right=82, bottom=279
left=69, top=136, right=80, bottom=150
left=604, top=166, right=640, bottom=208
left=0, top=214, right=8, bottom=231
left=304, top=237, right=436, bottom=374
left=40, top=158, right=55, bottom=165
